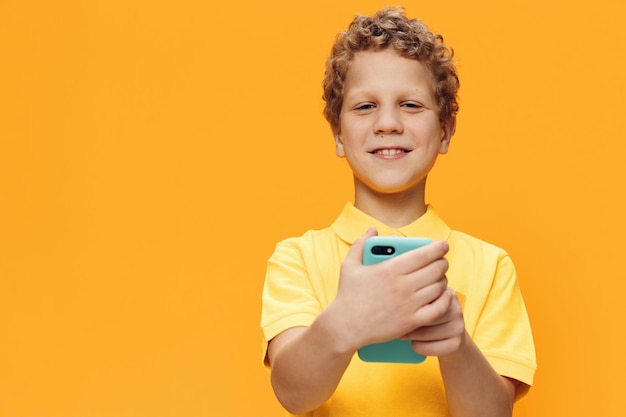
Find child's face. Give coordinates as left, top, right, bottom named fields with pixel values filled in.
left=334, top=49, right=454, bottom=197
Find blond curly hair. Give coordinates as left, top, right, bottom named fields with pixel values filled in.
left=322, top=6, right=459, bottom=132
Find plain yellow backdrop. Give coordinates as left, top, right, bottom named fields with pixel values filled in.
left=1, top=0, right=625, bottom=416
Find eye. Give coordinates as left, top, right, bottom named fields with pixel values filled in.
left=355, top=103, right=376, bottom=111
left=401, top=102, right=424, bottom=110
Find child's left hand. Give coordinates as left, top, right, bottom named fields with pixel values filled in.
left=402, top=287, right=467, bottom=357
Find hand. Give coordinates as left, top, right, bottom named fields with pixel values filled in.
left=402, top=287, right=467, bottom=357
left=327, top=227, right=450, bottom=353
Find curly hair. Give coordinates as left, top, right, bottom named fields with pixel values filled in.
left=322, top=6, right=459, bottom=132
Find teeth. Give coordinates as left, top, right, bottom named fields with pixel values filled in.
left=377, top=149, right=404, bottom=155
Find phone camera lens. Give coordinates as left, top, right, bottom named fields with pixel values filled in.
left=372, top=245, right=395, bottom=255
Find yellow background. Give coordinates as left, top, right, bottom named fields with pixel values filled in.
left=1, top=0, right=625, bottom=416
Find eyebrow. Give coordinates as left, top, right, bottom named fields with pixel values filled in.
left=344, top=87, right=435, bottom=102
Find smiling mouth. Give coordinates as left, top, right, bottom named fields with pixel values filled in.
left=370, top=148, right=410, bottom=156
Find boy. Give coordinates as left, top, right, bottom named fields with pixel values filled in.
left=261, top=7, right=536, bottom=417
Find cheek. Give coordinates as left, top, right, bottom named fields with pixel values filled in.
left=414, top=120, right=444, bottom=141
left=341, top=125, right=369, bottom=146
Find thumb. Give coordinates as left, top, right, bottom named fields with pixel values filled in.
left=345, top=226, right=378, bottom=266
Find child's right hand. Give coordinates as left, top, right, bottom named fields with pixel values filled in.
left=326, top=227, right=450, bottom=354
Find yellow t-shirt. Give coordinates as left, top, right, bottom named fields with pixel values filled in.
left=261, top=203, right=536, bottom=416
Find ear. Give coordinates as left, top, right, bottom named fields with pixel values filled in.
left=333, top=128, right=345, bottom=158
left=439, top=116, right=456, bottom=155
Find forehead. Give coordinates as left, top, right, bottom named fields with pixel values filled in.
left=343, top=49, right=436, bottom=97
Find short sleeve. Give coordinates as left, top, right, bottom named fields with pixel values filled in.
left=472, top=253, right=537, bottom=386
left=260, top=238, right=324, bottom=366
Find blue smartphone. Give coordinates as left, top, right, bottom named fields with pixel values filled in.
left=358, top=236, right=433, bottom=364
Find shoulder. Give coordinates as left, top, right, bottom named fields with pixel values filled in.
left=270, top=227, right=339, bottom=262
left=448, top=229, right=510, bottom=262
left=445, top=229, right=516, bottom=291
left=273, top=227, right=335, bottom=249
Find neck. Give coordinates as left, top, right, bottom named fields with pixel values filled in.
left=353, top=182, right=427, bottom=229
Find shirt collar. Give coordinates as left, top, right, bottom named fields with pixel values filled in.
left=331, top=202, right=452, bottom=244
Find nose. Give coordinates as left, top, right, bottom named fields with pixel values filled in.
left=373, top=106, right=403, bottom=135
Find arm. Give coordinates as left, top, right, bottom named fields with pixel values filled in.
left=406, top=289, right=523, bottom=417
left=439, top=331, right=517, bottom=417
left=267, top=311, right=355, bottom=414
left=268, top=227, right=450, bottom=414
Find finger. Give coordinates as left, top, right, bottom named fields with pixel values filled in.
left=411, top=334, right=465, bottom=357
left=404, top=289, right=463, bottom=338
left=411, top=287, right=454, bottom=328
left=405, top=315, right=464, bottom=342
left=343, top=226, right=378, bottom=268
left=410, top=277, right=448, bottom=308
left=387, top=240, right=449, bottom=275
left=404, top=258, right=449, bottom=291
